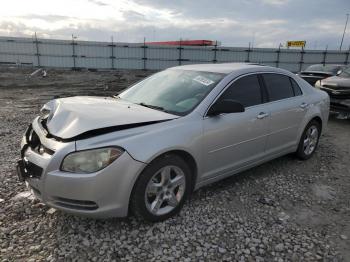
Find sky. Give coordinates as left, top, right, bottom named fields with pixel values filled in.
left=0, top=0, right=349, bottom=50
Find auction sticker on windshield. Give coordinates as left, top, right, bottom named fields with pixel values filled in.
left=193, top=75, right=214, bottom=86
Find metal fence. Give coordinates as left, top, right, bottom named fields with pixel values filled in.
left=0, top=36, right=349, bottom=72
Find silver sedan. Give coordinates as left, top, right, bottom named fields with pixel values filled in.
left=17, top=63, right=330, bottom=221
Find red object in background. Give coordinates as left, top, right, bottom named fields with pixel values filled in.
left=146, top=40, right=217, bottom=46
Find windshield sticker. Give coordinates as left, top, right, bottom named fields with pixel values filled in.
left=193, top=75, right=214, bottom=86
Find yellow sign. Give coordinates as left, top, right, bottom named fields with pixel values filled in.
left=287, top=41, right=306, bottom=47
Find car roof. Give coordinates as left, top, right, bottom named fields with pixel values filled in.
left=169, top=63, right=272, bottom=74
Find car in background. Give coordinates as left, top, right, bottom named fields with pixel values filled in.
left=17, top=63, right=329, bottom=222
left=298, top=64, right=346, bottom=86
left=315, top=66, right=350, bottom=118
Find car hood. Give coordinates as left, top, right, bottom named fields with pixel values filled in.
left=321, top=76, right=350, bottom=88
left=300, top=71, right=333, bottom=76
left=42, top=96, right=178, bottom=140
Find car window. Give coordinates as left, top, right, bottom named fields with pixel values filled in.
left=290, top=78, right=302, bottom=96
left=119, top=69, right=226, bottom=116
left=339, top=67, right=350, bottom=78
left=262, top=74, right=295, bottom=102
left=218, top=74, right=262, bottom=107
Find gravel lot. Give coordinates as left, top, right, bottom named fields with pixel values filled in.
left=0, top=68, right=349, bottom=262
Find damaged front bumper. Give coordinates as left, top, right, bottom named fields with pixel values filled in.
left=330, top=98, right=350, bottom=112
left=329, top=98, right=350, bottom=119
left=16, top=117, right=146, bottom=218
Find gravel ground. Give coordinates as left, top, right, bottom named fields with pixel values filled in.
left=0, top=68, right=349, bottom=262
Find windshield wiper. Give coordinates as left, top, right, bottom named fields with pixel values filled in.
left=138, top=102, right=165, bottom=111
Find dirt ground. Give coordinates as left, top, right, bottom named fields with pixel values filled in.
left=0, top=68, right=349, bottom=261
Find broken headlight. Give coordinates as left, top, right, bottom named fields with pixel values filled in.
left=61, top=147, right=124, bottom=173
left=40, top=100, right=56, bottom=123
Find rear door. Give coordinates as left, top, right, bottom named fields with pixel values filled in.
left=261, top=73, right=307, bottom=155
left=201, top=74, right=270, bottom=180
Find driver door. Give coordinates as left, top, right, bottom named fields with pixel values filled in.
left=201, top=74, right=270, bottom=181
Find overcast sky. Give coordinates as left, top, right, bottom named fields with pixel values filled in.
left=0, top=0, right=349, bottom=50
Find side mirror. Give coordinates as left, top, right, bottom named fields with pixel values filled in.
left=207, top=99, right=245, bottom=116
left=336, top=70, right=342, bottom=76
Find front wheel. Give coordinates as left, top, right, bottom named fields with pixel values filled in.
left=296, top=120, right=321, bottom=160
left=130, top=155, right=191, bottom=222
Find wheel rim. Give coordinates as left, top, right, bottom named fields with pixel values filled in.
left=303, top=125, right=319, bottom=155
left=145, top=165, right=186, bottom=216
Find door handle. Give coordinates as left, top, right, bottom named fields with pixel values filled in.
left=300, top=102, right=309, bottom=109
left=257, top=112, right=269, bottom=119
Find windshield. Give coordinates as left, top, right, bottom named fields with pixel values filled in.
left=305, top=64, right=341, bottom=74
left=339, top=67, right=350, bottom=78
left=119, top=69, right=226, bottom=115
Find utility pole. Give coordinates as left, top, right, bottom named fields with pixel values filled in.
left=340, top=13, right=349, bottom=50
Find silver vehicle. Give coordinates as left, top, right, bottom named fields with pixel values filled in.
left=17, top=63, right=329, bottom=221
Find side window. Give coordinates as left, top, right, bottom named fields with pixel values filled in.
left=262, top=74, right=294, bottom=102
left=290, top=78, right=303, bottom=96
left=219, top=74, right=262, bottom=107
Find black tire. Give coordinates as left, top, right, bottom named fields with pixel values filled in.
left=130, top=154, right=192, bottom=222
left=296, top=120, right=321, bottom=160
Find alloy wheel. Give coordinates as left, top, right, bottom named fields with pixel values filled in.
left=303, top=125, right=319, bottom=155
left=145, top=165, right=186, bottom=216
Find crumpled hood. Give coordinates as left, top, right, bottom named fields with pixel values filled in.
left=42, top=96, right=178, bottom=140
left=321, top=76, right=350, bottom=88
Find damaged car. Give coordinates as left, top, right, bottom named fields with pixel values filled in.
left=298, top=64, right=346, bottom=85
left=17, top=63, right=329, bottom=222
left=315, top=66, right=350, bottom=118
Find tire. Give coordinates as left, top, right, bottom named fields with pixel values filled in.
left=296, top=120, right=321, bottom=160
left=130, top=155, right=192, bottom=222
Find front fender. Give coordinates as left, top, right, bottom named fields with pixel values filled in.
left=75, top=114, right=204, bottom=166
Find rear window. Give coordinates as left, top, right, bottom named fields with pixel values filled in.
left=219, top=74, right=262, bottom=107
left=290, top=78, right=302, bottom=96
left=262, top=74, right=294, bottom=102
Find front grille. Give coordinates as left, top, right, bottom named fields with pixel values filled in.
left=52, top=197, right=98, bottom=210
left=23, top=124, right=55, bottom=156
left=24, top=161, right=43, bottom=179
left=323, top=85, right=350, bottom=91
left=321, top=88, right=350, bottom=99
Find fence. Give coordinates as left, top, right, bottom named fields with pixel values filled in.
left=0, top=36, right=349, bottom=73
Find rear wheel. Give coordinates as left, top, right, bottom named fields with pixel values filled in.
left=130, top=155, right=191, bottom=222
left=296, top=120, right=321, bottom=160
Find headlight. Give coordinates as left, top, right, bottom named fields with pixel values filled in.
left=61, top=147, right=124, bottom=173
left=314, top=80, right=322, bottom=89
left=40, top=100, right=56, bottom=123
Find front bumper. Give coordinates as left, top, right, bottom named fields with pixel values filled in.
left=318, top=87, right=350, bottom=114
left=17, top=118, right=146, bottom=218
left=329, top=98, right=350, bottom=114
